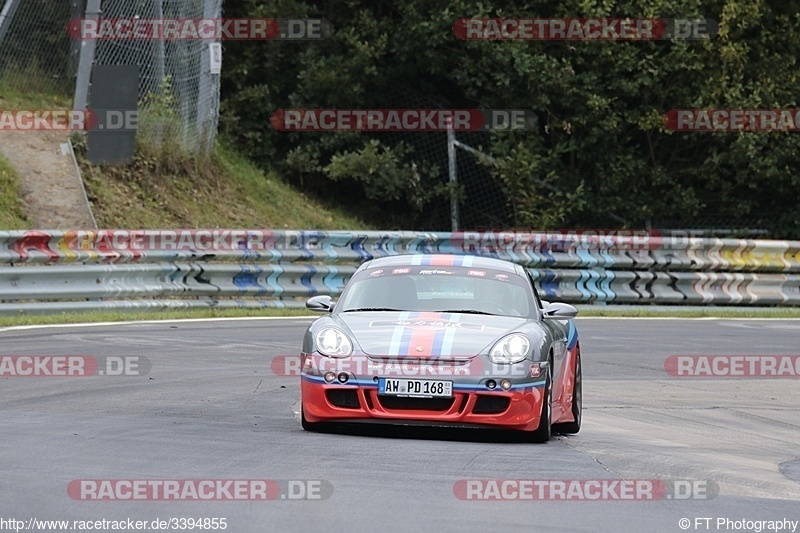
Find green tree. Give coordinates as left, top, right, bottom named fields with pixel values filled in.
left=221, top=0, right=800, bottom=236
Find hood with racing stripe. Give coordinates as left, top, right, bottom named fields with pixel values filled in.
left=334, top=311, right=528, bottom=360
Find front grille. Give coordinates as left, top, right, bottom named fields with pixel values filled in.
left=472, top=395, right=511, bottom=415
left=364, top=390, right=374, bottom=410
left=457, top=395, right=469, bottom=414
left=326, top=389, right=360, bottom=409
left=378, top=396, right=455, bottom=411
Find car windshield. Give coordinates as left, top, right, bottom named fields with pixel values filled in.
left=337, top=265, right=534, bottom=317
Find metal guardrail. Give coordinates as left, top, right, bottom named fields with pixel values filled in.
left=1, top=230, right=799, bottom=314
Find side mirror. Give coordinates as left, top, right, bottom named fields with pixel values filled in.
left=543, top=302, right=578, bottom=319
left=306, top=295, right=335, bottom=312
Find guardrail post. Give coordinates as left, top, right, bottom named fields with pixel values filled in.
left=73, top=0, right=102, bottom=112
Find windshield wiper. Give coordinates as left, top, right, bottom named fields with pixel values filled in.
left=342, top=307, right=404, bottom=312
left=437, top=309, right=497, bottom=316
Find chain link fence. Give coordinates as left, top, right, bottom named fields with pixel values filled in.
left=0, top=0, right=83, bottom=96
left=377, top=85, right=511, bottom=231
left=94, top=0, right=222, bottom=154
left=652, top=216, right=770, bottom=238
left=0, top=0, right=222, bottom=155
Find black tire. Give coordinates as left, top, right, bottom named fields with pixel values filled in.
left=553, top=346, right=582, bottom=435
left=526, top=363, right=552, bottom=443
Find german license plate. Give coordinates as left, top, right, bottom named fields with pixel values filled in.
left=378, top=378, right=453, bottom=398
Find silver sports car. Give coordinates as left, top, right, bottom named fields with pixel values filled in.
left=300, top=254, right=581, bottom=442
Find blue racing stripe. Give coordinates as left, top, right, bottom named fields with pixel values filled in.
left=431, top=329, right=445, bottom=356
left=399, top=327, right=413, bottom=355
left=302, top=374, right=546, bottom=392
left=387, top=311, right=412, bottom=355
left=301, top=375, right=377, bottom=387
left=453, top=379, right=546, bottom=392
left=566, top=320, right=578, bottom=349
left=440, top=327, right=457, bottom=357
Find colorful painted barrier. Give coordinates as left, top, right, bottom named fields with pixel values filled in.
left=0, top=230, right=798, bottom=314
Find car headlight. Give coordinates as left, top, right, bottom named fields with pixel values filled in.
left=489, top=334, right=530, bottom=364
left=315, top=328, right=353, bottom=358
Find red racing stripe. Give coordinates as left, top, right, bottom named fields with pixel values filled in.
left=404, top=312, right=444, bottom=357
left=430, top=255, right=456, bottom=266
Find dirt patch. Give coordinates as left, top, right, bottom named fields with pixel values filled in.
left=0, top=129, right=95, bottom=229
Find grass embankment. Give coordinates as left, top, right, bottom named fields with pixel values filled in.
left=0, top=156, right=30, bottom=229
left=0, top=82, right=59, bottom=230
left=0, top=308, right=315, bottom=328
left=1, top=80, right=370, bottom=230
left=77, top=140, right=370, bottom=230
left=0, top=81, right=70, bottom=109
left=1, top=84, right=371, bottom=324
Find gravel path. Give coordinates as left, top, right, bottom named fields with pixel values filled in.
left=0, top=129, right=95, bottom=229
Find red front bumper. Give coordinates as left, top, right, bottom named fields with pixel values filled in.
left=301, top=377, right=544, bottom=432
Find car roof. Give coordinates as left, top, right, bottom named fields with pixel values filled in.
left=358, top=254, right=524, bottom=275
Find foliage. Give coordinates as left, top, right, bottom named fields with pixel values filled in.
left=0, top=156, right=31, bottom=230
left=221, top=0, right=800, bottom=235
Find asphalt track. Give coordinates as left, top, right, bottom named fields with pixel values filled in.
left=1, top=318, right=798, bottom=533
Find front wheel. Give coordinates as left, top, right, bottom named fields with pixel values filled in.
left=525, top=364, right=552, bottom=443
left=553, top=346, right=581, bottom=435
